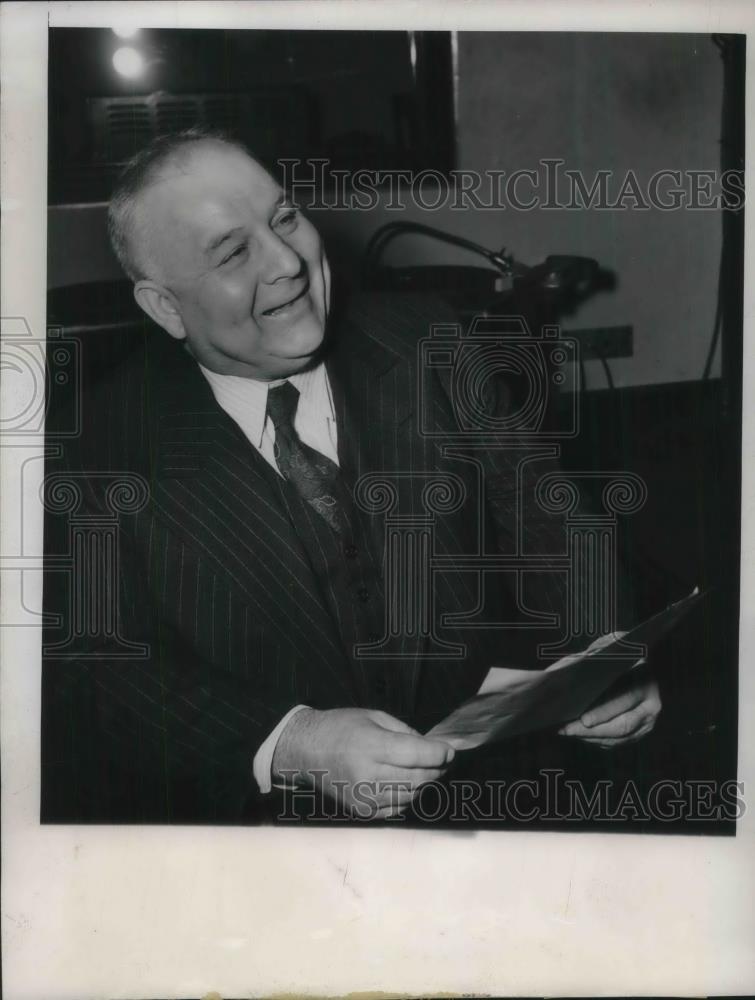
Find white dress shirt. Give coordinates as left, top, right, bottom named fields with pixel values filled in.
left=198, top=360, right=337, bottom=793
left=198, top=361, right=339, bottom=470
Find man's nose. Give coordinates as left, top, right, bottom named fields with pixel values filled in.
left=259, top=230, right=302, bottom=283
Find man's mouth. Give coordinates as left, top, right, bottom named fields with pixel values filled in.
left=261, top=284, right=309, bottom=318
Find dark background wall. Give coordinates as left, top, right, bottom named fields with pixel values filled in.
left=47, top=29, right=726, bottom=388
left=452, top=32, right=723, bottom=386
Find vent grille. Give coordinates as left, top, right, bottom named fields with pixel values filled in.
left=89, top=89, right=316, bottom=164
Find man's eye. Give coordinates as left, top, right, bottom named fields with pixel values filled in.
left=221, top=243, right=248, bottom=266
left=275, top=209, right=299, bottom=230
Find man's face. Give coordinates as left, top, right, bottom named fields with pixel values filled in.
left=136, top=142, right=330, bottom=379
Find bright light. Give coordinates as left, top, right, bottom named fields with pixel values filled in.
left=112, top=46, right=145, bottom=79
left=112, top=25, right=141, bottom=40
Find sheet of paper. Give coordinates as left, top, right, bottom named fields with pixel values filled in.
left=427, top=588, right=704, bottom=750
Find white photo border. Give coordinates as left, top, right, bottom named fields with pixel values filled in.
left=2, top=2, right=754, bottom=997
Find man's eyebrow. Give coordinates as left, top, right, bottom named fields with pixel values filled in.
left=202, top=196, right=292, bottom=256
left=203, top=225, right=246, bottom=256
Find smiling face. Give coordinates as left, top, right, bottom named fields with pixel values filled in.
left=132, top=141, right=330, bottom=379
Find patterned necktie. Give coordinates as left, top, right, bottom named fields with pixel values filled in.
left=266, top=380, right=348, bottom=534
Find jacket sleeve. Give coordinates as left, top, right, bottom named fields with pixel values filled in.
left=41, top=375, right=296, bottom=824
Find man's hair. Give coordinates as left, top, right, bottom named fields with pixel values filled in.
left=107, top=126, right=250, bottom=282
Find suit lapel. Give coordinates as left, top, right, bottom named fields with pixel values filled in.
left=326, top=307, right=413, bottom=480
left=327, top=298, right=494, bottom=717
left=144, top=335, right=354, bottom=699
left=327, top=302, right=474, bottom=713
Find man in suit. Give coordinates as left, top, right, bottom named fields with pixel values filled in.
left=41, top=129, right=661, bottom=824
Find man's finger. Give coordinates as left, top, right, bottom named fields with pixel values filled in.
left=375, top=730, right=455, bottom=768
left=579, top=684, right=649, bottom=728
left=346, top=783, right=418, bottom=819
left=373, top=801, right=413, bottom=820
left=375, top=764, right=446, bottom=786
left=576, top=716, right=658, bottom=749
left=562, top=704, right=653, bottom=740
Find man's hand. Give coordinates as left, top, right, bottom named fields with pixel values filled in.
left=272, top=707, right=455, bottom=818
left=558, top=675, right=661, bottom=749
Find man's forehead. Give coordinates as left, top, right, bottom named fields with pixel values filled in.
left=135, top=143, right=284, bottom=269
left=144, top=144, right=281, bottom=223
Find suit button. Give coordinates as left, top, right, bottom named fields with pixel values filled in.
left=357, top=587, right=370, bottom=602
left=345, top=544, right=358, bottom=559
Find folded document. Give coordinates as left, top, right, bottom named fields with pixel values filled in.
left=427, top=588, right=704, bottom=751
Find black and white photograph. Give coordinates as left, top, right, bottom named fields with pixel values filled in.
left=40, top=22, right=744, bottom=829
left=2, top=2, right=755, bottom=997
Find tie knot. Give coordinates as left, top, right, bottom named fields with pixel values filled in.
left=266, top=380, right=300, bottom=431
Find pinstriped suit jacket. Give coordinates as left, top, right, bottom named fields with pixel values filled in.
left=41, top=293, right=603, bottom=823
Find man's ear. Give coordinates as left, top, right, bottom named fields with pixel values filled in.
left=133, top=281, right=186, bottom=341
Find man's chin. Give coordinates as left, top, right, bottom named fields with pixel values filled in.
left=275, top=325, right=326, bottom=367
left=269, top=349, right=323, bottom=378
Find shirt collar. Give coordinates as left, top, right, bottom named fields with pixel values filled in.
left=198, top=361, right=335, bottom=450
